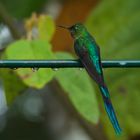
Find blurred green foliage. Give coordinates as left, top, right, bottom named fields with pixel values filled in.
left=86, top=0, right=140, bottom=139
left=0, top=69, right=26, bottom=104
left=1, top=14, right=100, bottom=125
left=38, top=15, right=55, bottom=41
left=1, top=15, right=55, bottom=103
left=5, top=40, right=54, bottom=88
left=0, top=0, right=140, bottom=139
left=0, top=0, right=47, bottom=18
left=55, top=52, right=99, bottom=124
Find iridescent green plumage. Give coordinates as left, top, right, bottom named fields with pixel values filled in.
left=59, top=23, right=122, bottom=134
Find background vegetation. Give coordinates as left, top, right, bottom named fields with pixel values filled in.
left=0, top=0, right=140, bottom=140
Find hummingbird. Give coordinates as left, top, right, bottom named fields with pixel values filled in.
left=58, top=23, right=122, bottom=135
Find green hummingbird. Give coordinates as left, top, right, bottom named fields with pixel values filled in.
left=58, top=23, right=122, bottom=135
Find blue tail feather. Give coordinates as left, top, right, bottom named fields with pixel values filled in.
left=100, top=86, right=122, bottom=135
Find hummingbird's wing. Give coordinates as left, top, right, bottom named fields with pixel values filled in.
left=74, top=41, right=104, bottom=86
left=74, top=41, right=122, bottom=135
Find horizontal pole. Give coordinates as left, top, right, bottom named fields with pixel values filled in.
left=0, top=60, right=140, bottom=68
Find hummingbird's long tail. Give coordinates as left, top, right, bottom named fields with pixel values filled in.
left=99, top=85, right=122, bottom=135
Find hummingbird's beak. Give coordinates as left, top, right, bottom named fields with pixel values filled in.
left=57, top=25, right=70, bottom=30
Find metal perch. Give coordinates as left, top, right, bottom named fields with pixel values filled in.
left=0, top=60, right=140, bottom=68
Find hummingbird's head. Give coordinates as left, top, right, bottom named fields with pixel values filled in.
left=69, top=23, right=87, bottom=39
left=58, top=23, right=87, bottom=39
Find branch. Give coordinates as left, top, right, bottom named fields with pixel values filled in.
left=0, top=2, right=21, bottom=39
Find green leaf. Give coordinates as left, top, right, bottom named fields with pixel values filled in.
left=5, top=40, right=55, bottom=88
left=86, top=0, right=140, bottom=139
left=86, top=0, right=140, bottom=60
left=38, top=15, right=55, bottom=41
left=0, top=69, right=26, bottom=105
left=55, top=52, right=99, bottom=124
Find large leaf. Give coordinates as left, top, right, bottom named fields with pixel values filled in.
left=5, top=40, right=55, bottom=88
left=38, top=15, right=55, bottom=41
left=25, top=14, right=55, bottom=41
left=86, top=0, right=140, bottom=139
left=55, top=52, right=99, bottom=124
